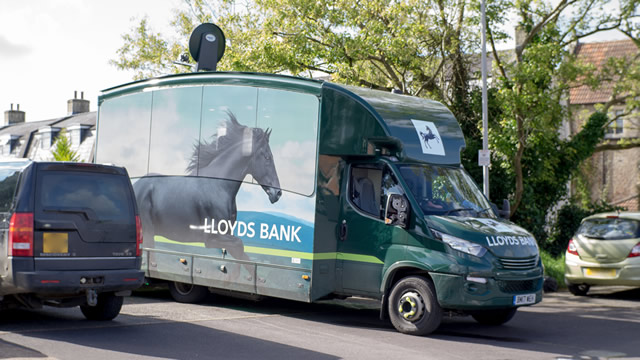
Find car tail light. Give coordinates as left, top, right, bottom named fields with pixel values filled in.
left=628, top=243, right=640, bottom=258
left=135, top=215, right=143, bottom=257
left=567, top=239, right=579, bottom=256
left=9, top=213, right=34, bottom=257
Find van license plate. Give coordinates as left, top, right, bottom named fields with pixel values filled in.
left=513, top=293, right=536, bottom=305
left=43, top=233, right=68, bottom=253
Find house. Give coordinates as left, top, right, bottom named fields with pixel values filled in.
left=1, top=92, right=96, bottom=162
left=568, top=40, right=640, bottom=211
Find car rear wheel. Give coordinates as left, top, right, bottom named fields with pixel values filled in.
left=471, top=308, right=517, bottom=325
left=168, top=281, right=209, bottom=303
left=388, top=276, right=442, bottom=336
left=568, top=283, right=590, bottom=296
left=80, top=293, right=123, bottom=321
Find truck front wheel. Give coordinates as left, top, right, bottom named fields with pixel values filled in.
left=168, top=281, right=209, bottom=303
left=388, top=276, right=442, bottom=336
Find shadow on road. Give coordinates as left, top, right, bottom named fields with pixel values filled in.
left=0, top=301, right=340, bottom=360
left=0, top=337, right=47, bottom=359
left=132, top=286, right=640, bottom=359
left=3, top=286, right=639, bottom=359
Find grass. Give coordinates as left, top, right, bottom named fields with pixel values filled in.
left=541, top=250, right=566, bottom=288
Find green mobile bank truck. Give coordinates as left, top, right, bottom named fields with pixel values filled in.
left=94, top=24, right=543, bottom=335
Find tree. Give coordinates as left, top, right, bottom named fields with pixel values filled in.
left=111, top=0, right=487, bottom=100
left=52, top=130, right=79, bottom=162
left=485, top=0, right=640, bottom=222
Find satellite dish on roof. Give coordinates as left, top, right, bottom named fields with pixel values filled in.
left=189, top=23, right=226, bottom=72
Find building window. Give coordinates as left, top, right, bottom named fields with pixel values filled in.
left=606, top=111, right=624, bottom=135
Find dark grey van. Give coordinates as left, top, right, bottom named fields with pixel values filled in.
left=0, top=161, right=144, bottom=320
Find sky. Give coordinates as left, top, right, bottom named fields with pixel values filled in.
left=0, top=0, right=179, bottom=122
left=0, top=1, right=629, bottom=123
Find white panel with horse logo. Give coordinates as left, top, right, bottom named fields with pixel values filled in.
left=411, top=119, right=446, bottom=156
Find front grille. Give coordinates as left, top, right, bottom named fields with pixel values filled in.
left=499, top=256, right=539, bottom=270
left=497, top=279, right=537, bottom=293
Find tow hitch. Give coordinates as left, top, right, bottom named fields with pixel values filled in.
left=86, top=289, right=98, bottom=306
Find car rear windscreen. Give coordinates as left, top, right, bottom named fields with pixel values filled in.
left=577, top=218, right=640, bottom=240
left=37, top=172, right=133, bottom=222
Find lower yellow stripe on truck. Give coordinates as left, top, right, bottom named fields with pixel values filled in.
left=154, top=235, right=384, bottom=264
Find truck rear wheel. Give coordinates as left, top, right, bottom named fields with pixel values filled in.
left=80, top=293, right=123, bottom=321
left=168, top=281, right=209, bottom=303
left=388, top=276, right=442, bottom=336
left=471, top=308, right=517, bottom=325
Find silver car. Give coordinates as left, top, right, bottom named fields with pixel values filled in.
left=564, top=212, right=640, bottom=295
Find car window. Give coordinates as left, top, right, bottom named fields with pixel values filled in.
left=0, top=169, right=20, bottom=212
left=37, top=172, right=133, bottom=222
left=577, top=217, right=640, bottom=240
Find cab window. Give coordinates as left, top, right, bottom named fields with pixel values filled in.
left=350, top=165, right=402, bottom=219
left=350, top=165, right=382, bottom=217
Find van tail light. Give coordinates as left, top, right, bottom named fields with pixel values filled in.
left=9, top=213, right=34, bottom=257
left=628, top=243, right=640, bottom=258
left=135, top=215, right=143, bottom=257
left=567, top=239, right=579, bottom=256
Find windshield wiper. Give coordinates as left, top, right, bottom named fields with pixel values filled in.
left=582, top=234, right=606, bottom=240
left=43, top=207, right=98, bottom=221
left=444, top=208, right=474, bottom=216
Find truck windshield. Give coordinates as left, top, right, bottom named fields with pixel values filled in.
left=397, top=164, right=495, bottom=218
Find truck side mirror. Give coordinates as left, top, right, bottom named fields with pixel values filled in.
left=385, top=193, right=410, bottom=228
left=499, top=199, right=510, bottom=220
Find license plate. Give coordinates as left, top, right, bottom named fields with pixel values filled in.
left=584, top=268, right=616, bottom=278
left=43, top=233, right=68, bottom=253
left=513, top=293, right=536, bottom=306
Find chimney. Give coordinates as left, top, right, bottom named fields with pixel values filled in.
left=4, top=103, right=26, bottom=125
left=67, top=91, right=90, bottom=115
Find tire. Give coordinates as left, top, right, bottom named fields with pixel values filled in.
left=80, top=293, right=123, bottom=321
left=471, top=308, right=517, bottom=325
left=388, top=276, right=442, bottom=336
left=568, top=283, right=590, bottom=296
left=168, top=281, right=209, bottom=303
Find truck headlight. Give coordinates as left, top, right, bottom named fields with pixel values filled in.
left=431, top=229, right=487, bottom=257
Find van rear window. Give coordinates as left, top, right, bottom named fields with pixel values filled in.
left=37, top=172, right=133, bottom=222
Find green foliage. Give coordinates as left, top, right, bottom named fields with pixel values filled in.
left=545, top=199, right=626, bottom=257
left=52, top=130, right=79, bottom=162
left=508, top=111, right=608, bottom=241
left=540, top=250, right=565, bottom=287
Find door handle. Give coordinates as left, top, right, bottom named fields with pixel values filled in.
left=339, top=220, right=348, bottom=241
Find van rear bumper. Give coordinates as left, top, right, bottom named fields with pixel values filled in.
left=12, top=269, right=145, bottom=295
left=431, top=272, right=544, bottom=310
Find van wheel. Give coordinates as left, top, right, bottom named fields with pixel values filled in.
left=168, top=282, right=209, bottom=303
left=388, top=276, right=442, bottom=336
left=568, top=283, right=590, bottom=296
left=471, top=308, right=517, bottom=325
left=80, top=293, right=123, bottom=321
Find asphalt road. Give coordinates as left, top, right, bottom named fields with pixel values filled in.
left=1, top=286, right=639, bottom=360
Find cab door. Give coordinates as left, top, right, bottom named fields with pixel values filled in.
left=337, top=163, right=406, bottom=296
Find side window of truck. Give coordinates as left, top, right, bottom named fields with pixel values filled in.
left=350, top=166, right=382, bottom=218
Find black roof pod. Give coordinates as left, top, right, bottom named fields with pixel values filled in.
left=189, top=23, right=226, bottom=72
